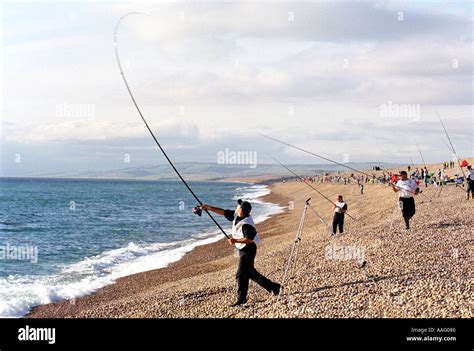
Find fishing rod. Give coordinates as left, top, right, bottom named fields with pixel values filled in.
left=438, top=139, right=467, bottom=192
left=414, top=145, right=434, bottom=200
left=114, top=13, right=229, bottom=239
left=261, top=133, right=376, bottom=179
left=408, top=154, right=416, bottom=168
left=416, top=144, right=428, bottom=170
left=441, top=138, right=454, bottom=154
left=260, top=133, right=432, bottom=202
left=266, top=154, right=357, bottom=221
left=436, top=109, right=465, bottom=178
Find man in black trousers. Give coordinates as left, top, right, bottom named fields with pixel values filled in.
left=200, top=200, right=280, bottom=306
left=392, top=171, right=419, bottom=229
left=332, top=195, right=347, bottom=235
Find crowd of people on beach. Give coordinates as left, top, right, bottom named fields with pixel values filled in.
left=275, top=161, right=473, bottom=236
left=278, top=165, right=466, bottom=189
left=194, top=160, right=473, bottom=307
left=442, top=160, right=456, bottom=169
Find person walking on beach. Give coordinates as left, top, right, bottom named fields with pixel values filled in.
left=440, top=170, right=447, bottom=187
left=423, top=167, right=429, bottom=188
left=466, top=165, right=474, bottom=200
left=392, top=171, right=419, bottom=230
left=332, top=195, right=347, bottom=235
left=200, top=200, right=280, bottom=306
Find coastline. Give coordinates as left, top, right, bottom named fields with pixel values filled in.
left=25, top=161, right=472, bottom=318
left=26, top=182, right=287, bottom=318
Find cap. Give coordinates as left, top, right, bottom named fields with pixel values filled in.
left=237, top=199, right=252, bottom=215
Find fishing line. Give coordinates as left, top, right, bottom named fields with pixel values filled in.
left=114, top=13, right=229, bottom=238
left=408, top=154, right=416, bottom=168
left=260, top=133, right=432, bottom=203
left=436, top=109, right=465, bottom=178
left=416, top=144, right=428, bottom=170
left=265, top=154, right=358, bottom=221
left=441, top=138, right=455, bottom=155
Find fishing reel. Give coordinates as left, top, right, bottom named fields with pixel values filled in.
left=192, top=205, right=202, bottom=217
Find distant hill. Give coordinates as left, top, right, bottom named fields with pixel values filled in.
left=30, top=161, right=404, bottom=181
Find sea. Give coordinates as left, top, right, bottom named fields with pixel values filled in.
left=0, top=178, right=284, bottom=317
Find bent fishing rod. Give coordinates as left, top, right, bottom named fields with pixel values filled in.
left=266, top=154, right=357, bottom=221
left=260, top=133, right=432, bottom=202
left=114, top=13, right=229, bottom=239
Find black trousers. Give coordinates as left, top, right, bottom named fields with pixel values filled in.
left=332, top=213, right=344, bottom=234
left=399, top=197, right=415, bottom=219
left=467, top=180, right=474, bottom=194
left=236, top=244, right=277, bottom=303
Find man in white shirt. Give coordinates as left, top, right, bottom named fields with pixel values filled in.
left=466, top=165, right=474, bottom=200
left=391, top=171, right=419, bottom=230
left=200, top=199, right=280, bottom=306
left=332, top=195, right=347, bottom=235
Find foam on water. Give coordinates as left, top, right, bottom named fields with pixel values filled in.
left=0, top=183, right=284, bottom=318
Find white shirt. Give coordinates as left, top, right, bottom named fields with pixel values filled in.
left=395, top=178, right=418, bottom=198
left=334, top=201, right=347, bottom=213
left=231, top=215, right=260, bottom=250
left=467, top=169, right=474, bottom=181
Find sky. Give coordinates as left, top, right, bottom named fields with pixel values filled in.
left=0, top=0, right=472, bottom=176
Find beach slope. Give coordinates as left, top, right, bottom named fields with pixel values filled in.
left=27, top=175, right=472, bottom=318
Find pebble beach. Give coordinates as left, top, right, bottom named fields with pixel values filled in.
left=27, top=161, right=473, bottom=318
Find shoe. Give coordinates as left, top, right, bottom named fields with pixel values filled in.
left=272, top=283, right=281, bottom=296
left=229, top=299, right=247, bottom=307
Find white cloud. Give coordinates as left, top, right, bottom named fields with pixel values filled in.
left=1, top=1, right=472, bottom=176
left=2, top=118, right=201, bottom=144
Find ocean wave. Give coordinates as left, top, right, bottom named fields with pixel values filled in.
left=0, top=183, right=283, bottom=318
left=0, top=236, right=223, bottom=318
left=233, top=184, right=271, bottom=201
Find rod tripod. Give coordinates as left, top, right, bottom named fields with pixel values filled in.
left=278, top=198, right=311, bottom=303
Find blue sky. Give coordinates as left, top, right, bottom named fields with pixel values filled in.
left=1, top=1, right=472, bottom=176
